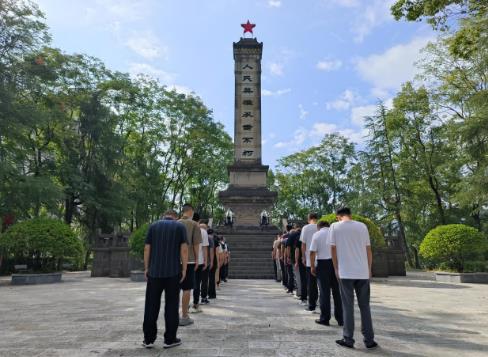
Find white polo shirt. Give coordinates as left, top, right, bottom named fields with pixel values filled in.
left=329, top=220, right=371, bottom=279
left=300, top=223, right=318, bottom=267
left=198, top=228, right=210, bottom=265
left=310, top=227, right=332, bottom=265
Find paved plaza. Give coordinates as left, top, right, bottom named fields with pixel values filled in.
left=0, top=272, right=487, bottom=356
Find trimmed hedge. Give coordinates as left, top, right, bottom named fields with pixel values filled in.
left=0, top=218, right=83, bottom=272
left=420, top=224, right=487, bottom=273
left=128, top=223, right=149, bottom=260
left=319, top=213, right=385, bottom=249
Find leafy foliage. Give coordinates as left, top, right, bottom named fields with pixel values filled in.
left=0, top=218, right=83, bottom=272
left=128, top=223, right=149, bottom=259
left=319, top=213, right=385, bottom=249
left=419, top=224, right=487, bottom=272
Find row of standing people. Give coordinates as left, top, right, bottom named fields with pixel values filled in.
left=142, top=204, right=230, bottom=349
left=272, top=207, right=379, bottom=350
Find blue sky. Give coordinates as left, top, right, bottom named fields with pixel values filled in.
left=34, top=0, right=434, bottom=168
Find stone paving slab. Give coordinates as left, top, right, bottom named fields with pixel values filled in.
left=0, top=272, right=487, bottom=356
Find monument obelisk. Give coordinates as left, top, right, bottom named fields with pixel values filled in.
left=219, top=21, right=277, bottom=227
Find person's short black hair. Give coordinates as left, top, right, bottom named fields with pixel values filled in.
left=182, top=203, right=193, bottom=213
left=336, top=207, right=352, bottom=216
left=286, top=224, right=293, bottom=231
left=317, top=220, right=329, bottom=228
left=207, top=228, right=214, bottom=234
left=163, top=209, right=177, bottom=218
left=308, top=212, right=319, bottom=220
left=192, top=212, right=200, bottom=222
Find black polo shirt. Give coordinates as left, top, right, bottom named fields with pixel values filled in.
left=145, top=217, right=188, bottom=278
left=286, top=231, right=300, bottom=264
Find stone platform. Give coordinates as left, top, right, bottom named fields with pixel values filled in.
left=1, top=271, right=488, bottom=356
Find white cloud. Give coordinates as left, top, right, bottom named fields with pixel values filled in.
left=352, top=0, right=395, bottom=43
left=167, top=84, right=195, bottom=96
left=268, top=0, right=282, bottom=8
left=299, top=104, right=309, bottom=120
left=350, top=104, right=377, bottom=127
left=126, top=31, right=168, bottom=60
left=128, top=63, right=175, bottom=83
left=326, top=89, right=360, bottom=111
left=355, top=36, right=433, bottom=91
left=316, top=59, right=342, bottom=71
left=269, top=62, right=284, bottom=76
left=262, top=88, right=292, bottom=96
left=331, top=0, right=360, bottom=7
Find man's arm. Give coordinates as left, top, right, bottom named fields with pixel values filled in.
left=310, top=251, right=317, bottom=276
left=209, top=246, right=214, bottom=269
left=203, top=246, right=209, bottom=269
left=294, top=246, right=300, bottom=268
left=193, top=224, right=201, bottom=270
left=286, top=246, right=291, bottom=265
left=367, top=245, right=373, bottom=279
left=331, top=245, right=338, bottom=278
left=180, top=243, right=188, bottom=283
left=301, top=242, right=306, bottom=265
left=144, top=244, right=151, bottom=280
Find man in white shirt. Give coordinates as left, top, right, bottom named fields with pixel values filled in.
left=300, top=212, right=319, bottom=312
left=191, top=219, right=209, bottom=313
left=310, top=221, right=343, bottom=327
left=330, top=207, right=378, bottom=350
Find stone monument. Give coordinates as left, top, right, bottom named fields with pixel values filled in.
left=217, top=21, right=279, bottom=279
left=218, top=20, right=277, bottom=226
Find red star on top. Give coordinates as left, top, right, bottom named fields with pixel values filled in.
left=241, top=20, right=256, bottom=35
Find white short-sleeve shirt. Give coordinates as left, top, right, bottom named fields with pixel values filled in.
left=329, top=220, right=371, bottom=279
left=198, top=228, right=210, bottom=265
left=300, top=223, right=318, bottom=267
left=310, top=227, right=332, bottom=265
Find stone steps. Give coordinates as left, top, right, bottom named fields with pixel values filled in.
left=218, top=230, right=277, bottom=279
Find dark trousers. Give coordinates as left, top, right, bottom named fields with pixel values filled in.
left=273, top=258, right=278, bottom=281
left=286, top=263, right=295, bottom=292
left=316, top=259, right=343, bottom=323
left=143, top=275, right=180, bottom=344
left=208, top=264, right=217, bottom=298
left=193, top=264, right=203, bottom=305
left=220, top=263, right=229, bottom=281
left=299, top=261, right=307, bottom=300
left=306, top=267, right=318, bottom=309
left=339, top=279, right=374, bottom=344
left=201, top=266, right=209, bottom=300
left=280, top=260, right=287, bottom=287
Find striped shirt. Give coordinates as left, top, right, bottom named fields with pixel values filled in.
left=145, top=218, right=188, bottom=278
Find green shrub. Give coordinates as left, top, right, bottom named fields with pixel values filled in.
left=419, top=224, right=487, bottom=273
left=463, top=260, right=488, bottom=273
left=0, top=218, right=83, bottom=272
left=129, top=223, right=149, bottom=260
left=318, top=213, right=385, bottom=248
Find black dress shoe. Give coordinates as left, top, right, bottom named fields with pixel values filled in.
left=337, top=321, right=344, bottom=326
left=336, top=339, right=354, bottom=349
left=365, top=341, right=379, bottom=349
left=315, top=319, right=330, bottom=326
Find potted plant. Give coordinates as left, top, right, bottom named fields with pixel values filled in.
left=0, top=218, right=83, bottom=285
left=420, top=224, right=488, bottom=284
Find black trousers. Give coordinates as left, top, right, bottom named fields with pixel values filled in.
left=286, top=263, right=295, bottom=292
left=200, top=266, right=209, bottom=300
left=193, top=264, right=203, bottom=305
left=316, top=259, right=343, bottom=323
left=280, top=260, right=287, bottom=287
left=220, top=263, right=229, bottom=281
left=299, top=261, right=307, bottom=300
left=273, top=258, right=278, bottom=281
left=143, top=275, right=180, bottom=344
left=208, top=264, right=217, bottom=298
left=306, top=267, right=318, bottom=309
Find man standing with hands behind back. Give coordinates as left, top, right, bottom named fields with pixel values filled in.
left=178, top=203, right=202, bottom=326
left=142, top=209, right=188, bottom=350
left=330, top=207, right=378, bottom=350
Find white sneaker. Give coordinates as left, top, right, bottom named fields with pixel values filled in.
left=142, top=341, right=155, bottom=349
left=179, top=316, right=194, bottom=326
left=299, top=301, right=308, bottom=306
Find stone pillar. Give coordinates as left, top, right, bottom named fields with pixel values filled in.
left=219, top=35, right=277, bottom=227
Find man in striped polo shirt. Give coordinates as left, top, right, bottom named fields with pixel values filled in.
left=142, top=209, right=189, bottom=349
